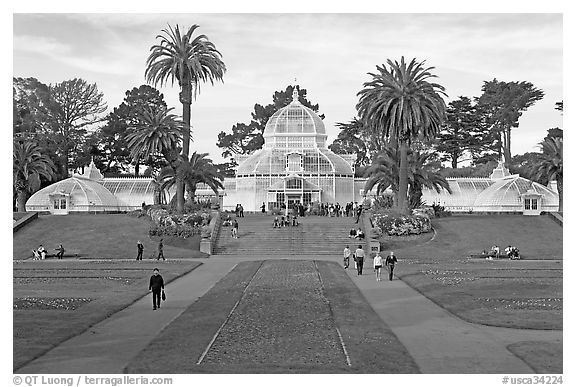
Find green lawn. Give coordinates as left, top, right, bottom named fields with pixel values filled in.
left=126, top=260, right=419, bottom=374
left=380, top=215, right=563, bottom=330
left=507, top=341, right=563, bottom=374
left=13, top=260, right=201, bottom=371
left=13, top=214, right=207, bottom=260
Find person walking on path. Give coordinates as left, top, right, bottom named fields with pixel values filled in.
left=355, top=204, right=363, bottom=223
left=148, top=268, right=165, bottom=310
left=343, top=245, right=351, bottom=269
left=232, top=219, right=239, bottom=238
left=385, top=251, right=398, bottom=281
left=157, top=239, right=165, bottom=260
left=261, top=202, right=266, bottom=213
left=355, top=244, right=365, bottom=275
left=54, top=244, right=65, bottom=260
left=373, top=251, right=384, bottom=281
left=136, top=241, right=144, bottom=261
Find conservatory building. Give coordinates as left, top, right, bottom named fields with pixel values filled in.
left=221, top=88, right=361, bottom=212
left=420, top=160, right=559, bottom=215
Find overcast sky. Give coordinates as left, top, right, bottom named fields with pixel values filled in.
left=13, top=13, right=563, bottom=164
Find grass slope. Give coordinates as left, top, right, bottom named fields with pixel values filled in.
left=13, top=260, right=201, bottom=371
left=13, top=214, right=206, bottom=260
left=125, top=260, right=418, bottom=374
left=507, top=341, right=563, bottom=374
left=381, top=215, right=562, bottom=330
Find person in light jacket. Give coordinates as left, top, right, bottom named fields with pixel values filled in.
left=373, top=251, right=383, bottom=281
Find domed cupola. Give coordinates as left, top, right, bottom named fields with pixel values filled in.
left=263, top=88, right=328, bottom=148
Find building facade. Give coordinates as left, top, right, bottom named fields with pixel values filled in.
left=221, top=88, right=363, bottom=212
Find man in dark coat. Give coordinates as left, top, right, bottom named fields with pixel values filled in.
left=157, top=239, right=165, bottom=260
left=149, top=268, right=165, bottom=310
left=55, top=244, right=65, bottom=260
left=136, top=240, right=144, bottom=261
left=385, top=251, right=398, bottom=281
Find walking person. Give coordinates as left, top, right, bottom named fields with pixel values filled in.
left=157, top=239, right=165, bottom=260
left=373, top=251, right=383, bottom=281
left=136, top=240, right=144, bottom=261
left=355, top=204, right=363, bottom=224
left=232, top=219, right=239, bottom=238
left=239, top=204, right=244, bottom=217
left=54, top=244, right=65, bottom=260
left=343, top=245, right=351, bottom=269
left=149, top=268, right=165, bottom=310
left=261, top=202, right=266, bottom=213
left=385, top=251, right=398, bottom=281
left=355, top=244, right=365, bottom=275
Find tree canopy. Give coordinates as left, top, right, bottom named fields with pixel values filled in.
left=476, top=79, right=544, bottom=167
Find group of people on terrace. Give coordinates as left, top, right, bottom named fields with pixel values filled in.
left=32, top=244, right=64, bottom=260
left=273, top=214, right=299, bottom=228
left=484, top=244, right=521, bottom=260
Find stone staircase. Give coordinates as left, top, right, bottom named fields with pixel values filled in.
left=213, top=214, right=368, bottom=256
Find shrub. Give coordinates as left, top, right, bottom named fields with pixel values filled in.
left=373, top=194, right=394, bottom=210
left=371, top=211, right=432, bottom=236
left=431, top=202, right=452, bottom=217
left=127, top=209, right=147, bottom=218
left=145, top=207, right=211, bottom=238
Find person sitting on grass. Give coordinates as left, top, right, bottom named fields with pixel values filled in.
left=292, top=215, right=298, bottom=227
left=349, top=228, right=357, bottom=238
left=510, top=246, right=520, bottom=260
left=488, top=245, right=500, bottom=259
left=37, top=244, right=47, bottom=260
left=222, top=214, right=232, bottom=227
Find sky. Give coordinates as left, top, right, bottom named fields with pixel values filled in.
left=12, top=12, right=563, bottom=165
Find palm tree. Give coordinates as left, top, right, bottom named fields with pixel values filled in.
left=13, top=140, right=56, bottom=212
left=159, top=152, right=224, bottom=204
left=357, top=57, right=447, bottom=214
left=364, top=147, right=451, bottom=209
left=532, top=136, right=563, bottom=212
left=408, top=151, right=452, bottom=208
left=125, top=106, right=185, bottom=211
left=145, top=24, right=226, bottom=211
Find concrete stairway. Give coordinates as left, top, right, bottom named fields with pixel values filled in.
left=213, top=214, right=367, bottom=256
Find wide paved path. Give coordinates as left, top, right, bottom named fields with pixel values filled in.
left=16, top=255, right=561, bottom=374
left=346, top=268, right=560, bottom=373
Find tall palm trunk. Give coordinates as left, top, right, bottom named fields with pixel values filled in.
left=162, top=149, right=185, bottom=214
left=16, top=191, right=29, bottom=212
left=179, top=82, right=192, bottom=213
left=397, top=140, right=409, bottom=214
left=180, top=83, right=192, bottom=158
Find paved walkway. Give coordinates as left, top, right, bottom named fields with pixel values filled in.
left=16, top=255, right=562, bottom=374
left=345, top=269, right=561, bottom=373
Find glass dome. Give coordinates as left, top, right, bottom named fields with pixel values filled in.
left=26, top=177, right=120, bottom=212
left=263, top=88, right=328, bottom=146
left=236, top=148, right=354, bottom=176
left=473, top=175, right=558, bottom=210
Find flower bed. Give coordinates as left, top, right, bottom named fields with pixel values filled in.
left=371, top=211, right=432, bottom=236
left=146, top=207, right=211, bottom=238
